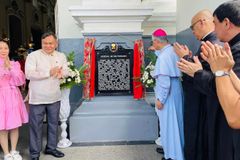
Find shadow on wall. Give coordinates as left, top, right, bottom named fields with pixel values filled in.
left=58, top=38, right=85, bottom=114
left=176, top=28, right=201, bottom=56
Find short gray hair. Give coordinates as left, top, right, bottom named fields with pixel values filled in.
left=152, top=36, right=168, bottom=43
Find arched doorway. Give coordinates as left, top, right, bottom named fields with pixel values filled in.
left=9, top=15, right=23, bottom=58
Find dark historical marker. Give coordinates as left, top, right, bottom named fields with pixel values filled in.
left=95, top=43, right=133, bottom=95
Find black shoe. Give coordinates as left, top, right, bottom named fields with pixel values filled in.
left=156, top=147, right=164, bottom=154
left=44, top=148, right=65, bottom=158
left=31, top=157, right=39, bottom=160
left=162, top=158, right=173, bottom=160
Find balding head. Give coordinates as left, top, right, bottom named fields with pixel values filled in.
left=192, top=9, right=213, bottom=24
left=191, top=9, right=215, bottom=40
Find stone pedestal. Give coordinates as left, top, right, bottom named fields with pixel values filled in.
left=70, top=96, right=158, bottom=143
left=68, top=2, right=158, bottom=144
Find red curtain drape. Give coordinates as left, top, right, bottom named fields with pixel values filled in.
left=83, top=38, right=96, bottom=100
left=133, top=40, right=144, bottom=99
left=89, top=46, right=96, bottom=98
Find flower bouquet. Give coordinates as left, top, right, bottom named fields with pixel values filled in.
left=134, top=51, right=157, bottom=88
left=60, top=51, right=87, bottom=89
left=141, top=61, right=155, bottom=88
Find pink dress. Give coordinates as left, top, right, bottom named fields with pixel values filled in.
left=0, top=58, right=28, bottom=130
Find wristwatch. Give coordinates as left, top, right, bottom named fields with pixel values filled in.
left=214, top=70, right=230, bottom=77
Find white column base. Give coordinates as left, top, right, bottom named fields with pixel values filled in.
left=57, top=138, right=72, bottom=148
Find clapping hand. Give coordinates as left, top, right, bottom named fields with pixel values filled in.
left=4, top=56, right=11, bottom=70
left=50, top=66, right=63, bottom=79
left=173, top=42, right=192, bottom=58
left=57, top=67, right=63, bottom=79
left=201, top=41, right=235, bottom=73
left=177, top=56, right=203, bottom=77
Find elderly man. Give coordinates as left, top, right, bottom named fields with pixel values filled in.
left=25, top=32, right=68, bottom=160
left=173, top=10, right=222, bottom=160
left=177, top=1, right=240, bottom=160
left=152, top=28, right=184, bottom=160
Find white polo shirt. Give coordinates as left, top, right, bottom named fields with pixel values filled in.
left=25, top=49, right=68, bottom=104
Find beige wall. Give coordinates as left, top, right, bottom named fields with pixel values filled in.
left=55, top=0, right=83, bottom=39
left=55, top=0, right=177, bottom=38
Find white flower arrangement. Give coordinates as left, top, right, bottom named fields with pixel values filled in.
left=60, top=52, right=86, bottom=89
left=133, top=51, right=157, bottom=88
left=141, top=61, right=155, bottom=88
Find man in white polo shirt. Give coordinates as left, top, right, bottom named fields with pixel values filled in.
left=25, top=32, right=68, bottom=160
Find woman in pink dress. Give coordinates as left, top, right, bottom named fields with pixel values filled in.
left=0, top=40, right=28, bottom=160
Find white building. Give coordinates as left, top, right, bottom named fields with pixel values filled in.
left=0, top=0, right=228, bottom=144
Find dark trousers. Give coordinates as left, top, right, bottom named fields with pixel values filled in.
left=29, top=101, right=60, bottom=158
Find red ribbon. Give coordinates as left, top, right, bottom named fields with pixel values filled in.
left=89, top=45, right=95, bottom=98
left=83, top=38, right=96, bottom=99
left=133, top=40, right=144, bottom=99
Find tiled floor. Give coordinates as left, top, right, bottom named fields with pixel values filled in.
left=40, top=144, right=161, bottom=160
left=0, top=125, right=162, bottom=160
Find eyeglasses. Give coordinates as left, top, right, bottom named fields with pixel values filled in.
left=190, top=19, right=203, bottom=30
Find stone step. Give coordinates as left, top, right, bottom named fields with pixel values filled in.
left=69, top=96, right=158, bottom=143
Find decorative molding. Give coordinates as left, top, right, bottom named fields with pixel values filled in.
left=82, top=32, right=143, bottom=36
left=68, top=0, right=177, bottom=35
left=69, top=6, right=154, bottom=34
left=148, top=12, right=176, bottom=22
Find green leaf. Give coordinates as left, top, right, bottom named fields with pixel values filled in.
left=66, top=51, right=75, bottom=62
left=60, top=51, right=87, bottom=90
left=79, top=65, right=88, bottom=72
left=145, top=51, right=157, bottom=65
